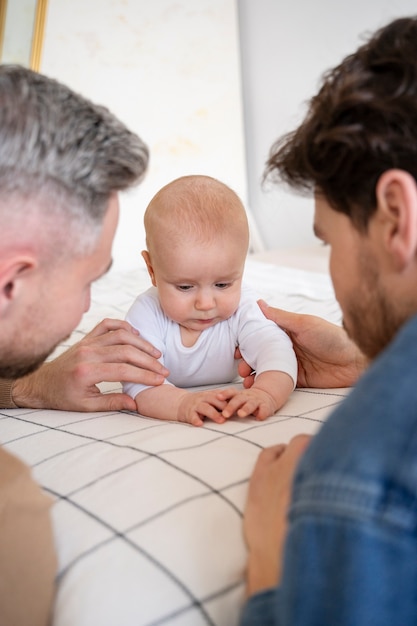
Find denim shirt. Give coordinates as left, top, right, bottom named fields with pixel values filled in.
left=241, top=314, right=417, bottom=626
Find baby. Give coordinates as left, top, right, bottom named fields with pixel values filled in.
left=123, top=175, right=297, bottom=426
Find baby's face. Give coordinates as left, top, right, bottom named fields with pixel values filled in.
left=150, top=234, right=246, bottom=333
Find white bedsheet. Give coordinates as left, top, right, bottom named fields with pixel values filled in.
left=0, top=257, right=348, bottom=626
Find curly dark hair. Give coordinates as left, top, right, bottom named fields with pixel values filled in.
left=265, top=16, right=417, bottom=231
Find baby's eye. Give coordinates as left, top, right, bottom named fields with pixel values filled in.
left=215, top=282, right=231, bottom=289
left=176, top=285, right=193, bottom=291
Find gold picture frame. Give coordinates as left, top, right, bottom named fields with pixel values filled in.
left=0, top=0, right=48, bottom=71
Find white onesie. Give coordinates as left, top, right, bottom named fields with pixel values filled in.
left=123, top=285, right=297, bottom=399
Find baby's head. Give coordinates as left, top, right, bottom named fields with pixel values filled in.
left=142, top=175, right=250, bottom=331
left=144, top=174, right=249, bottom=252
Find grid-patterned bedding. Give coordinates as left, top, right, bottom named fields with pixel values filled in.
left=0, top=258, right=348, bottom=626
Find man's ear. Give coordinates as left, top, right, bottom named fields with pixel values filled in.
left=375, top=169, right=417, bottom=270
left=141, top=250, right=157, bottom=286
left=0, top=257, right=35, bottom=316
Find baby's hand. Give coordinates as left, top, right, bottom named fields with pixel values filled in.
left=177, top=390, right=228, bottom=427
left=217, top=387, right=278, bottom=421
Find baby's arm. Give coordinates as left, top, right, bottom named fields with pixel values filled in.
left=134, top=385, right=229, bottom=427
left=218, top=370, right=294, bottom=420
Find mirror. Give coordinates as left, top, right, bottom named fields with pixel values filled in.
left=0, top=0, right=48, bottom=70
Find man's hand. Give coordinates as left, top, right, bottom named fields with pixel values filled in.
left=12, top=318, right=169, bottom=412
left=238, top=302, right=368, bottom=389
left=244, top=435, right=311, bottom=596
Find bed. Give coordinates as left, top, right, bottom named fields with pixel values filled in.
left=0, top=251, right=349, bottom=626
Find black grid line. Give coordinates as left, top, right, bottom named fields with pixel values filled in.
left=147, top=580, right=244, bottom=626
left=47, top=490, right=216, bottom=626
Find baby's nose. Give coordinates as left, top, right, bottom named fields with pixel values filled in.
left=195, top=290, right=215, bottom=310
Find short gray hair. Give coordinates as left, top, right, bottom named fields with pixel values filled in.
left=0, top=65, right=149, bottom=253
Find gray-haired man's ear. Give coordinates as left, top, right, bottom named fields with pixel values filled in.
left=0, top=257, right=35, bottom=316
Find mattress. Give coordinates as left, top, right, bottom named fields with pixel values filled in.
left=0, top=256, right=349, bottom=626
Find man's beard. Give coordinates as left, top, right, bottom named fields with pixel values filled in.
left=0, top=349, right=53, bottom=379
left=342, top=254, right=407, bottom=360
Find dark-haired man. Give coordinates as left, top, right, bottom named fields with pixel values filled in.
left=241, top=16, right=417, bottom=626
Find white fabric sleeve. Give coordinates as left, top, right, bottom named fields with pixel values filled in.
left=236, top=287, right=297, bottom=388
left=122, top=288, right=172, bottom=400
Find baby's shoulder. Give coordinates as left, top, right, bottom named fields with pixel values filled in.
left=126, top=286, right=168, bottom=325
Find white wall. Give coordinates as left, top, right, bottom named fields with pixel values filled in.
left=238, top=0, right=417, bottom=251
left=2, top=0, right=37, bottom=66
left=41, top=0, right=247, bottom=271
left=40, top=1, right=417, bottom=265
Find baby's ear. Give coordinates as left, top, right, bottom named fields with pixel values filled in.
left=141, top=250, right=157, bottom=286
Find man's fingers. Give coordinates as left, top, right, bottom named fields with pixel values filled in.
left=242, top=375, right=255, bottom=389
left=82, top=392, right=138, bottom=413
left=71, top=342, right=168, bottom=378
left=256, top=436, right=310, bottom=472
left=257, top=443, right=287, bottom=464
left=257, top=301, right=293, bottom=330
left=80, top=361, right=167, bottom=386
left=84, top=318, right=136, bottom=338
left=85, top=319, right=163, bottom=359
left=238, top=359, right=253, bottom=379
left=283, top=435, right=311, bottom=471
